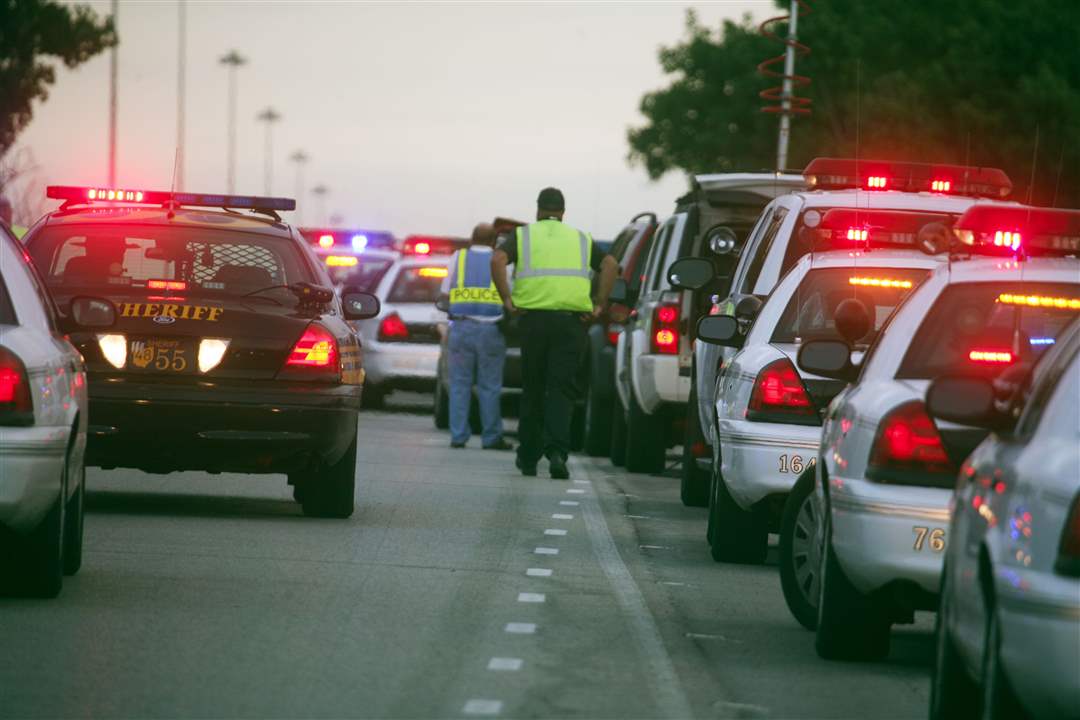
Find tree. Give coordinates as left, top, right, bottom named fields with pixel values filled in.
left=0, top=0, right=116, bottom=160
left=629, top=1, right=1080, bottom=206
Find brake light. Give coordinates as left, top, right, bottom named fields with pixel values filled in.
left=285, top=324, right=338, bottom=370
left=747, top=358, right=815, bottom=422
left=1056, top=494, right=1080, bottom=577
left=998, top=293, right=1080, bottom=310
left=147, top=279, right=187, bottom=291
left=378, top=313, right=410, bottom=342
left=318, top=234, right=335, bottom=249
left=969, top=349, right=1013, bottom=364
left=0, top=347, right=32, bottom=425
left=868, top=402, right=952, bottom=480
left=651, top=303, right=680, bottom=354
left=848, top=276, right=912, bottom=289
left=867, top=176, right=888, bottom=190
left=606, top=324, right=621, bottom=346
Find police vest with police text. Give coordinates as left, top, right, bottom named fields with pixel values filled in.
left=449, top=248, right=503, bottom=317
left=510, top=219, right=592, bottom=312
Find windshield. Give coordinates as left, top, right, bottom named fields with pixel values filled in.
left=28, top=224, right=316, bottom=302
left=324, top=257, right=393, bottom=292
left=898, top=282, right=1080, bottom=378
left=771, top=267, right=929, bottom=344
left=388, top=265, right=447, bottom=303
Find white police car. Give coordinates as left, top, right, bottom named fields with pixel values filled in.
left=789, top=205, right=1080, bottom=659
left=300, top=227, right=399, bottom=294
left=928, top=312, right=1080, bottom=720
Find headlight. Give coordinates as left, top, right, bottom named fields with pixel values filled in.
left=198, top=338, right=230, bottom=373
left=97, top=334, right=127, bottom=369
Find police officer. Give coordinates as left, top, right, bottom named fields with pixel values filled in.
left=492, top=187, right=618, bottom=479
left=443, top=223, right=513, bottom=450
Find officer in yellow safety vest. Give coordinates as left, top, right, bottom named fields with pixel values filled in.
left=441, top=223, right=514, bottom=450
left=492, top=187, right=618, bottom=479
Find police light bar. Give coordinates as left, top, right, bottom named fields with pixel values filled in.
left=299, top=228, right=396, bottom=252
left=47, top=185, right=296, bottom=211
left=953, top=205, right=1080, bottom=257
left=802, top=158, right=1012, bottom=197
left=813, top=208, right=956, bottom=249
left=402, top=235, right=468, bottom=255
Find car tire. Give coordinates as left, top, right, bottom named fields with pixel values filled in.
left=300, top=432, right=358, bottom=519
left=583, top=380, right=612, bottom=457
left=679, top=384, right=709, bottom=507
left=434, top=375, right=449, bottom=429
left=625, top=395, right=665, bottom=473
left=707, top=470, right=768, bottom=564
left=779, top=465, right=820, bottom=630
left=929, top=566, right=978, bottom=720
left=815, top=516, right=890, bottom=661
left=11, top=475, right=66, bottom=598
left=361, top=384, right=386, bottom=410
left=609, top=396, right=627, bottom=467
left=980, top=600, right=1026, bottom=720
left=62, top=461, right=86, bottom=577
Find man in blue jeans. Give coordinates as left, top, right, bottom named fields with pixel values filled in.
left=442, top=223, right=513, bottom=450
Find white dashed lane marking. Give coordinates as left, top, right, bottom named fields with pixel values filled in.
left=504, top=622, right=537, bottom=634
left=572, top=479, right=589, bottom=485
left=463, top=699, right=503, bottom=716
left=567, top=488, right=585, bottom=495
left=526, top=568, right=552, bottom=577
left=517, top=592, right=546, bottom=603
left=559, top=500, right=580, bottom=507
left=534, top=547, right=559, bottom=555
left=551, top=513, right=574, bottom=520
left=487, top=657, right=524, bottom=671
left=543, top=528, right=567, bottom=536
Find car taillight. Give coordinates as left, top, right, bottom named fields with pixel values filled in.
left=867, top=401, right=954, bottom=485
left=1056, top=494, right=1080, bottom=577
left=0, top=347, right=33, bottom=426
left=378, top=313, right=410, bottom=342
left=284, top=324, right=339, bottom=374
left=651, top=303, right=679, bottom=354
left=606, top=323, right=621, bottom=346
left=746, top=358, right=816, bottom=423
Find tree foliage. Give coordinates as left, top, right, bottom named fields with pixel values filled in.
left=0, top=0, right=116, bottom=159
left=629, top=1, right=1080, bottom=206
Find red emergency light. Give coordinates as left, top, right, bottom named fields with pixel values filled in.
left=803, top=158, right=1012, bottom=198
left=953, top=205, right=1080, bottom=257
left=402, top=235, right=468, bottom=256
left=147, top=279, right=187, bottom=291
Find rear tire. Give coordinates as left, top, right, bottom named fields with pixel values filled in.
left=583, top=379, right=612, bottom=457
left=299, top=431, right=358, bottom=519
left=625, top=395, right=665, bottom=473
left=434, top=375, right=449, bottom=429
left=816, top=518, right=891, bottom=661
left=980, top=599, right=1027, bottom=720
left=779, top=466, right=820, bottom=630
left=62, top=462, right=85, bottom=577
left=361, top=384, right=386, bottom=410
left=679, top=384, right=709, bottom=507
left=609, top=396, right=628, bottom=467
left=929, top=566, right=978, bottom=720
left=708, top=472, right=767, bottom=564
left=9, top=476, right=66, bottom=598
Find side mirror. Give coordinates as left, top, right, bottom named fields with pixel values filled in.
left=926, top=375, right=1008, bottom=430
left=667, top=257, right=715, bottom=291
left=68, top=296, right=117, bottom=329
left=797, top=339, right=856, bottom=381
left=834, top=298, right=871, bottom=345
left=706, top=225, right=739, bottom=255
left=610, top=278, right=634, bottom=306
left=696, top=314, right=742, bottom=347
left=734, top=294, right=764, bottom=322
left=341, top=291, right=381, bottom=320
left=435, top=294, right=450, bottom=313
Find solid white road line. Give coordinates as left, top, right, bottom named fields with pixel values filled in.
left=504, top=622, right=537, bottom=634
left=487, top=657, right=524, bottom=671
left=543, top=528, right=567, bottom=536
left=571, top=457, right=694, bottom=720
left=517, top=592, right=545, bottom=603
left=463, top=699, right=503, bottom=716
left=551, top=513, right=574, bottom=520
left=534, top=547, right=558, bottom=555
left=526, top=568, right=553, bottom=577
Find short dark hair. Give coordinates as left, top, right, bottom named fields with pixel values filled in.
left=537, top=187, right=565, bottom=212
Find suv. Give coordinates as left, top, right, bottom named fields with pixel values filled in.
left=613, top=174, right=804, bottom=474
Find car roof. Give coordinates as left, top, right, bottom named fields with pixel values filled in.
left=792, top=189, right=1013, bottom=214
left=693, top=173, right=805, bottom=194
left=396, top=255, right=452, bottom=268
left=313, top=246, right=398, bottom=260
left=792, top=248, right=947, bottom=271
left=41, top=205, right=291, bottom=238
left=931, top=256, right=1080, bottom=285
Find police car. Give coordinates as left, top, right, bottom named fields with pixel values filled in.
left=682, top=207, right=954, bottom=568
left=788, top=205, right=1080, bottom=660
left=356, top=236, right=466, bottom=408
left=300, top=227, right=398, bottom=293
left=928, top=312, right=1080, bottom=720
left=22, top=186, right=381, bottom=519
left=0, top=223, right=89, bottom=596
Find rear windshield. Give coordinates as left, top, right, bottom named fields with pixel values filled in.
left=771, top=267, right=929, bottom=344
left=324, top=257, right=393, bottom=292
left=897, top=282, right=1080, bottom=379
left=27, top=224, right=316, bottom=304
left=388, top=265, right=447, bottom=303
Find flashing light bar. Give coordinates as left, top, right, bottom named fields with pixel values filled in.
left=802, top=158, right=1012, bottom=198
left=418, top=267, right=449, bottom=278
left=47, top=186, right=296, bottom=211
left=969, top=349, right=1013, bottom=364
left=816, top=209, right=956, bottom=250
left=998, top=293, right=1080, bottom=310
left=326, top=255, right=359, bottom=267
left=402, top=235, right=468, bottom=256
left=318, top=234, right=335, bottom=249
left=954, top=205, right=1080, bottom=256
left=147, top=279, right=187, bottom=291
left=848, top=276, right=913, bottom=289
left=299, top=228, right=396, bottom=253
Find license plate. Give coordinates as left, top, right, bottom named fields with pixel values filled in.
left=129, top=337, right=194, bottom=373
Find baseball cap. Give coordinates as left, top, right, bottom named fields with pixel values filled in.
left=537, top=187, right=565, bottom=212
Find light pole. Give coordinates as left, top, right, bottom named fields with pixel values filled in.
left=289, top=150, right=308, bottom=223
left=108, top=0, right=118, bottom=186
left=219, top=50, right=246, bottom=194
left=176, top=0, right=187, bottom=191
left=256, top=107, right=281, bottom=195
left=311, top=184, right=329, bottom=226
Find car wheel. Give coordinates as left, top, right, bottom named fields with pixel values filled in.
left=62, top=460, right=86, bottom=577
left=929, top=565, right=978, bottom=720
left=609, top=395, right=628, bottom=467
left=815, top=516, right=890, bottom=661
left=583, top=380, right=612, bottom=457
left=361, top=384, right=386, bottom=410
left=706, top=459, right=718, bottom=545
left=625, top=395, right=665, bottom=473
left=679, top=383, right=709, bottom=507
left=708, top=471, right=767, bottom=564
left=300, top=432, right=358, bottom=519
left=980, top=601, right=1026, bottom=720
left=434, top=374, right=449, bottom=429
left=779, top=465, right=820, bottom=630
left=11, top=472, right=66, bottom=598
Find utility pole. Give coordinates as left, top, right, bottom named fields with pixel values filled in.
left=108, top=0, right=118, bottom=186
left=219, top=50, right=246, bottom=194
left=776, top=0, right=799, bottom=172
left=289, top=150, right=308, bottom=223
left=311, top=184, right=329, bottom=225
left=176, top=0, right=187, bottom=191
left=256, top=107, right=281, bottom=195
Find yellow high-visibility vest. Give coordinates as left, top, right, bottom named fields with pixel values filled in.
left=511, top=219, right=592, bottom=312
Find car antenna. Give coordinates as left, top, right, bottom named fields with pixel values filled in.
left=166, top=146, right=181, bottom=219
left=1051, top=141, right=1065, bottom=209
left=1014, top=125, right=1041, bottom=358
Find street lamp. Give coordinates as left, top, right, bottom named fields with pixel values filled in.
left=289, top=150, right=308, bottom=223
left=256, top=106, right=281, bottom=195
left=312, top=184, right=329, bottom=226
left=219, top=50, right=247, bottom=194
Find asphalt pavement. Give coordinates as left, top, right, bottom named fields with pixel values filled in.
left=0, top=396, right=934, bottom=719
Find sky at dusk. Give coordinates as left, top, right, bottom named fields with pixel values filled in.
left=16, top=1, right=771, bottom=236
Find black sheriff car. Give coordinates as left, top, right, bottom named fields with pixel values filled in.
left=22, top=186, right=381, bottom=518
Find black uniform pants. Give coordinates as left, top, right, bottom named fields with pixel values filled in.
left=517, top=310, right=585, bottom=466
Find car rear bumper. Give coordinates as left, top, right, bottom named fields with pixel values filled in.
left=718, top=420, right=820, bottom=509
left=830, top=479, right=951, bottom=597
left=0, top=426, right=69, bottom=533
left=85, top=376, right=359, bottom=474
left=364, top=343, right=439, bottom=388
left=633, top=353, right=689, bottom=413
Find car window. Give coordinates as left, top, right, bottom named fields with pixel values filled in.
left=740, top=207, right=788, bottom=295
left=897, top=282, right=1080, bottom=379
left=608, top=225, right=639, bottom=261
left=325, top=257, right=393, bottom=292
left=644, top=219, right=676, bottom=293
left=1013, top=326, right=1080, bottom=438
left=388, top=265, right=448, bottom=303
left=2, top=225, right=57, bottom=329
left=0, top=266, right=15, bottom=325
